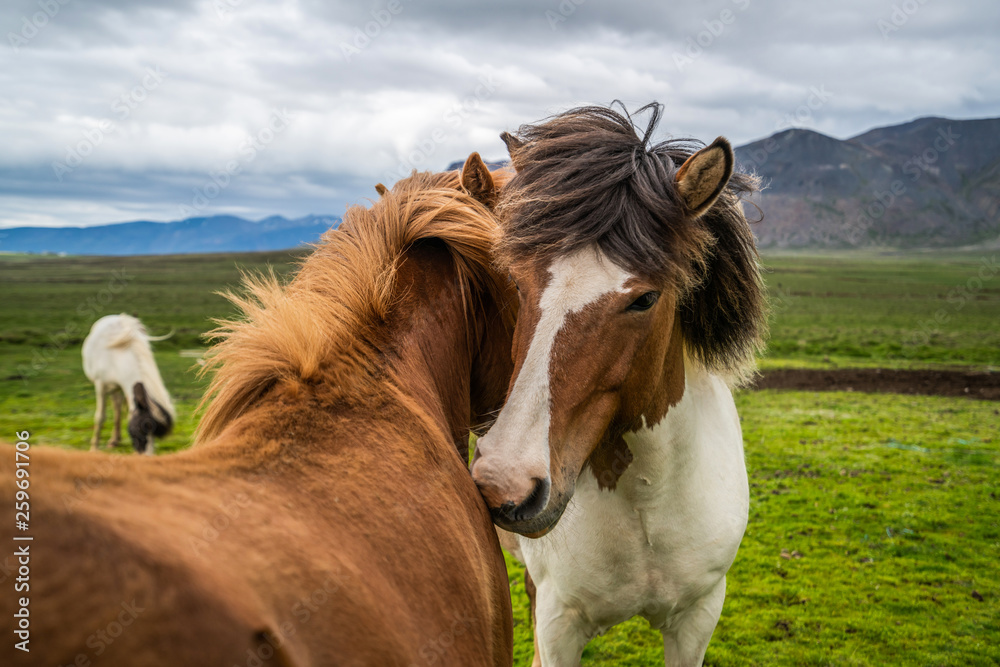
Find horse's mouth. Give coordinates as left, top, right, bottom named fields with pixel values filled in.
left=489, top=491, right=569, bottom=539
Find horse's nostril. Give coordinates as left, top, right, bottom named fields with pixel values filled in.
left=492, top=477, right=550, bottom=524
left=517, top=477, right=551, bottom=521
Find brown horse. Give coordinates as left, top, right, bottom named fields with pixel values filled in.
left=1, top=155, right=515, bottom=666
left=471, top=104, right=767, bottom=666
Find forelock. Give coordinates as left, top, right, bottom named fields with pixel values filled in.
left=498, top=104, right=725, bottom=292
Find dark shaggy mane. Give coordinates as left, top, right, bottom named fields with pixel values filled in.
left=497, top=102, right=767, bottom=382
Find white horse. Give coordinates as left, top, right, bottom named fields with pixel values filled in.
left=471, top=104, right=767, bottom=666
left=82, top=314, right=175, bottom=454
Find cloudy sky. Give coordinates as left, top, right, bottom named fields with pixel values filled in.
left=1, top=0, right=997, bottom=228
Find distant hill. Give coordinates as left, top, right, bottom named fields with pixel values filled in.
left=735, top=116, right=1000, bottom=248
left=0, top=214, right=340, bottom=256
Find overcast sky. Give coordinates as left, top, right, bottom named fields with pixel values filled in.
left=1, top=0, right=997, bottom=228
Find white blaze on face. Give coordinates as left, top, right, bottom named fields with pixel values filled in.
left=479, top=246, right=632, bottom=481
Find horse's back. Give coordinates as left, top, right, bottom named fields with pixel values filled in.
left=0, top=412, right=511, bottom=666
left=82, top=314, right=148, bottom=385
left=1, top=470, right=302, bottom=665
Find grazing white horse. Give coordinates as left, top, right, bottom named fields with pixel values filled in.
left=471, top=104, right=767, bottom=666
left=82, top=314, right=175, bottom=454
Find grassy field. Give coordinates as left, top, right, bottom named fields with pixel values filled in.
left=760, top=252, right=1000, bottom=370
left=0, top=251, right=305, bottom=453
left=1, top=250, right=998, bottom=665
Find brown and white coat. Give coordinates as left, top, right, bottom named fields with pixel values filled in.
left=472, top=104, right=767, bottom=667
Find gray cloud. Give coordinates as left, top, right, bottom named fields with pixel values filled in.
left=1, top=0, right=997, bottom=227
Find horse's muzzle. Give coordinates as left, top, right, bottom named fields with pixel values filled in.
left=488, top=476, right=550, bottom=525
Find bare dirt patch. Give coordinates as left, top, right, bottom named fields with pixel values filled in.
left=751, top=369, right=1000, bottom=400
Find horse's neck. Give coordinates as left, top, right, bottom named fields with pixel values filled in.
left=138, top=364, right=175, bottom=418
left=384, top=244, right=479, bottom=457
left=118, top=350, right=174, bottom=418
left=624, top=357, right=743, bottom=490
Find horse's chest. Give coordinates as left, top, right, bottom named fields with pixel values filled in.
left=522, top=463, right=747, bottom=631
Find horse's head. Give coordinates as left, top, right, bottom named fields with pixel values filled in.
left=454, top=153, right=518, bottom=428
left=196, top=153, right=515, bottom=448
left=376, top=153, right=518, bottom=432
left=129, top=381, right=173, bottom=454
left=471, top=103, right=765, bottom=536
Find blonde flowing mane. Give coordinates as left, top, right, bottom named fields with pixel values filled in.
left=196, top=170, right=511, bottom=444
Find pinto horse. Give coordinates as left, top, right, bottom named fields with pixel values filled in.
left=471, top=104, right=767, bottom=666
left=0, top=156, right=515, bottom=666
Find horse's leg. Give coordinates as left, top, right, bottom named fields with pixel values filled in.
left=107, top=391, right=123, bottom=448
left=533, top=581, right=590, bottom=667
left=143, top=434, right=155, bottom=456
left=90, top=382, right=106, bottom=451
left=525, top=570, right=542, bottom=667
left=661, top=577, right=726, bottom=667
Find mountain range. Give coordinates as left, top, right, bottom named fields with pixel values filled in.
left=0, top=215, right=339, bottom=256
left=2, top=116, right=997, bottom=255
left=735, top=116, right=1000, bottom=248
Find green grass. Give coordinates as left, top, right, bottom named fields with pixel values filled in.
left=1, top=250, right=998, bottom=664
left=0, top=251, right=305, bottom=453
left=761, top=253, right=1000, bottom=370
left=0, top=250, right=306, bottom=351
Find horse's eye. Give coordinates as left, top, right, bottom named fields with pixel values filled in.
left=627, top=291, right=659, bottom=312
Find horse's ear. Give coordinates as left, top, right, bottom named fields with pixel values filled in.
left=132, top=382, right=149, bottom=411
left=500, top=131, right=524, bottom=153
left=678, top=169, right=766, bottom=384
left=500, top=131, right=525, bottom=172
left=675, top=137, right=734, bottom=217
left=374, top=183, right=388, bottom=197
left=461, top=152, right=499, bottom=209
